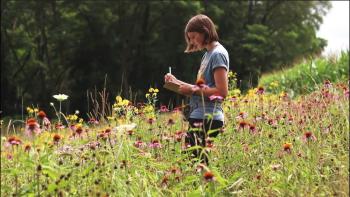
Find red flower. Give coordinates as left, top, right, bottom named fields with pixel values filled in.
left=283, top=143, right=292, bottom=152
left=238, top=121, right=248, bottom=130
left=53, top=133, right=62, bottom=143
left=38, top=111, right=46, bottom=119
left=24, top=144, right=31, bottom=152
left=167, top=118, right=175, bottom=125
left=206, top=138, right=214, bottom=148
left=148, top=118, right=155, bottom=124
left=203, top=171, right=215, bottom=182
left=161, top=176, right=169, bottom=187
left=104, top=128, right=111, bottom=135
left=195, top=78, right=206, bottom=87
left=127, top=130, right=134, bottom=136
left=26, top=118, right=36, bottom=124
left=75, top=127, right=83, bottom=135
left=98, top=132, right=108, bottom=141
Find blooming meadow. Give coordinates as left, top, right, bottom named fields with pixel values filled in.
left=1, top=74, right=349, bottom=196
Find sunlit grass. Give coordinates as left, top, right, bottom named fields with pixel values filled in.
left=1, top=80, right=349, bottom=196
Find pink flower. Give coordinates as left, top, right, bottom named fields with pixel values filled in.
left=249, top=124, right=257, bottom=133
left=42, top=117, right=51, bottom=130
left=160, top=105, right=169, bottom=112
left=209, top=94, right=224, bottom=101
left=256, top=87, right=265, bottom=95
left=88, top=118, right=99, bottom=125
left=302, top=131, right=317, bottom=142
left=25, top=119, right=41, bottom=136
left=149, top=139, right=162, bottom=148
left=324, top=80, right=332, bottom=88
left=193, top=122, right=203, bottom=128
left=174, top=131, right=186, bottom=142
left=229, top=96, right=237, bottom=102
left=6, top=153, right=13, bottom=160
left=236, top=111, right=248, bottom=119
left=7, top=136, right=22, bottom=146
left=55, top=123, right=65, bottom=129
left=134, top=140, right=145, bottom=148
left=172, top=107, right=181, bottom=113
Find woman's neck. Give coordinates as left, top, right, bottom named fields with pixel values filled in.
left=205, top=41, right=219, bottom=51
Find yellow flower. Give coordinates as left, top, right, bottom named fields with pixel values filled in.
left=149, top=88, right=154, bottom=93
left=269, top=81, right=279, bottom=88
left=145, top=93, right=150, bottom=98
left=34, top=108, right=39, bottom=113
left=107, top=116, right=115, bottom=120
left=27, top=107, right=34, bottom=114
left=79, top=118, right=84, bottom=123
left=232, top=89, right=241, bottom=96
left=154, top=88, right=159, bottom=93
left=144, top=105, right=154, bottom=113
left=228, top=71, right=234, bottom=78
left=122, top=99, right=130, bottom=106
left=116, top=96, right=122, bottom=103
left=247, top=88, right=256, bottom=96
left=152, top=93, right=157, bottom=97
left=68, top=114, right=78, bottom=121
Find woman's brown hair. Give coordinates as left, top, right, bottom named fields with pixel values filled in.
left=184, top=14, right=219, bottom=53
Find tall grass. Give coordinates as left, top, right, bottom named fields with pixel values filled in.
left=259, top=50, right=349, bottom=97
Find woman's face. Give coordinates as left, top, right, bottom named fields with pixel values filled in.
left=187, top=32, right=205, bottom=50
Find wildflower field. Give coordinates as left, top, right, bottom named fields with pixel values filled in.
left=1, top=72, right=349, bottom=195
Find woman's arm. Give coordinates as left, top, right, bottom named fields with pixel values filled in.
left=165, top=68, right=228, bottom=97
left=192, top=67, right=228, bottom=97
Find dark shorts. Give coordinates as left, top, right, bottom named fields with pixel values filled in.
left=185, top=118, right=224, bottom=147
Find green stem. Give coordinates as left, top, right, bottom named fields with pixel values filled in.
left=59, top=101, right=62, bottom=123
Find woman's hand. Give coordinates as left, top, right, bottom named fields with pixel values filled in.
left=164, top=73, right=177, bottom=83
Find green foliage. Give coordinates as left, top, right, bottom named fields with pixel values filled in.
left=258, top=50, right=349, bottom=97
left=1, top=1, right=332, bottom=115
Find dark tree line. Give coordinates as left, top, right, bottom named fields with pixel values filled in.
left=1, top=0, right=331, bottom=117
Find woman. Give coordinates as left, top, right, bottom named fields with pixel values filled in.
left=164, top=14, right=229, bottom=164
